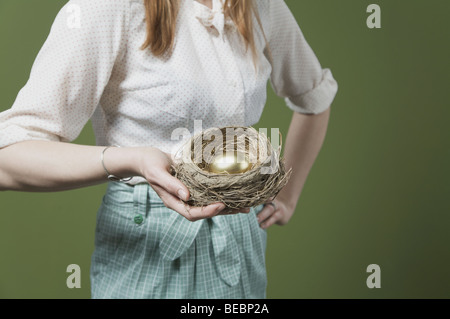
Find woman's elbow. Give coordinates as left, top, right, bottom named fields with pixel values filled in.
left=0, top=147, right=16, bottom=191
left=0, top=167, right=14, bottom=191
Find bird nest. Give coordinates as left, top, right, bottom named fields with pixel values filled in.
left=172, top=126, right=292, bottom=209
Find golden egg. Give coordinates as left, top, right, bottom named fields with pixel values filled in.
left=208, top=151, right=250, bottom=174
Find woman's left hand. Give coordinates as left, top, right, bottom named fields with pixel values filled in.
left=256, top=198, right=295, bottom=229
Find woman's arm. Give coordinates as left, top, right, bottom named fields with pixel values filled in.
left=0, top=141, right=235, bottom=220
left=257, top=108, right=330, bottom=229
left=255, top=1, right=337, bottom=228
left=0, top=141, right=137, bottom=191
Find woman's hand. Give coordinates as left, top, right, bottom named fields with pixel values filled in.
left=136, top=147, right=250, bottom=221
left=255, top=109, right=331, bottom=229
left=256, top=197, right=295, bottom=229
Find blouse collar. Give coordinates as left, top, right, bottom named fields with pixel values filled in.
left=192, top=0, right=236, bottom=39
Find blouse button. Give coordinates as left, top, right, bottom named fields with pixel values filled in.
left=134, top=214, right=144, bottom=225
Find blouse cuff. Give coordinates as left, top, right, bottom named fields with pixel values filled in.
left=285, top=68, right=338, bottom=114
left=0, top=124, right=60, bottom=149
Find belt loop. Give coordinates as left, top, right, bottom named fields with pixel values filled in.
left=132, top=183, right=149, bottom=226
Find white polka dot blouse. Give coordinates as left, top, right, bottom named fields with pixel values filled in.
left=0, top=0, right=338, bottom=155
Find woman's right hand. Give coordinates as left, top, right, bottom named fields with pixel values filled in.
left=135, top=147, right=250, bottom=221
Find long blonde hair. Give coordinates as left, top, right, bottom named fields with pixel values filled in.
left=140, top=0, right=264, bottom=61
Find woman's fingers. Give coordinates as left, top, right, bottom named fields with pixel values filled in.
left=257, top=203, right=278, bottom=229
left=218, top=207, right=250, bottom=215
left=259, top=211, right=281, bottom=229
left=140, top=147, right=190, bottom=201
left=150, top=169, right=190, bottom=201
left=151, top=184, right=225, bottom=221
left=151, top=183, right=253, bottom=221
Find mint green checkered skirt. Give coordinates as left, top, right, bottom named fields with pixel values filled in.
left=90, top=182, right=267, bottom=298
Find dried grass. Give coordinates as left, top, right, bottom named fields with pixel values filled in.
left=172, top=126, right=292, bottom=209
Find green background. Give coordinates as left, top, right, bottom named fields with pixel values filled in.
left=0, top=0, right=449, bottom=299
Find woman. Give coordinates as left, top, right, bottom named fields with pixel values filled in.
left=0, top=0, right=337, bottom=298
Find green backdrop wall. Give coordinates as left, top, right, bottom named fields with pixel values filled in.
left=0, top=0, right=449, bottom=299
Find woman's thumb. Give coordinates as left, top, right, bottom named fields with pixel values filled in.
left=154, top=169, right=190, bottom=201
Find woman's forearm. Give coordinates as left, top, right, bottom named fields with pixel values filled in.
left=0, top=141, right=140, bottom=192
left=0, top=140, right=232, bottom=220
left=276, top=108, right=331, bottom=211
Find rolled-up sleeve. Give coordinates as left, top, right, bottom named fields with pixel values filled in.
left=265, top=0, right=338, bottom=114
left=0, top=0, right=130, bottom=148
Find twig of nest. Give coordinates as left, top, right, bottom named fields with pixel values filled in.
left=172, top=126, right=292, bottom=209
